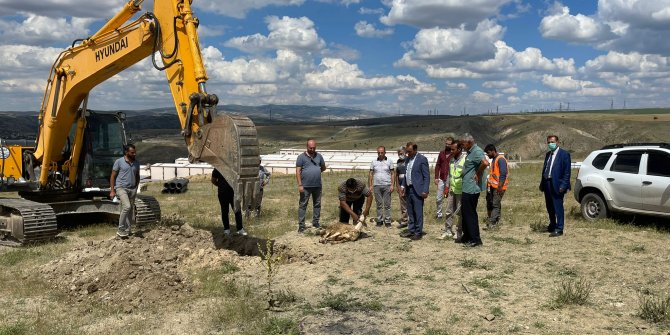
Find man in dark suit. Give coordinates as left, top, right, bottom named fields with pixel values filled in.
left=539, top=135, right=571, bottom=237
left=399, top=142, right=430, bottom=240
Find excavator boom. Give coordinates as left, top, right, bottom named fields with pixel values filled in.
left=33, top=0, right=259, bottom=210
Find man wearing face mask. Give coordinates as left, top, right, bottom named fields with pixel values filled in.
left=539, top=135, right=571, bottom=237
left=434, top=137, right=455, bottom=219
left=395, top=147, right=409, bottom=228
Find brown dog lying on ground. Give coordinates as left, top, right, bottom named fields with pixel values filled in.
left=319, top=215, right=368, bottom=244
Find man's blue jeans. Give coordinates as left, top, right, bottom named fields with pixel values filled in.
left=298, top=187, right=322, bottom=229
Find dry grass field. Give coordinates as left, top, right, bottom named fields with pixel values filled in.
left=1, top=164, right=670, bottom=335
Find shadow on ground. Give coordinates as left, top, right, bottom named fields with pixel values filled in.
left=210, top=227, right=273, bottom=257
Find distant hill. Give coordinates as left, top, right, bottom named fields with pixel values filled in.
left=0, top=104, right=383, bottom=139
left=2, top=107, right=669, bottom=163
left=119, top=104, right=384, bottom=126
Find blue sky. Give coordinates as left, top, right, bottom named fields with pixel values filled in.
left=1, top=0, right=670, bottom=115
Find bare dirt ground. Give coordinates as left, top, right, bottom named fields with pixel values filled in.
left=18, top=216, right=670, bottom=335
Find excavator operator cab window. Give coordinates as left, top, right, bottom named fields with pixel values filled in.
left=80, top=112, right=128, bottom=188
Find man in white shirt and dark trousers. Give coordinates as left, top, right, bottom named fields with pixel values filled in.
left=369, top=146, right=395, bottom=228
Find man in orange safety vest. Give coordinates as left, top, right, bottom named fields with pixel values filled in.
left=484, top=144, right=509, bottom=229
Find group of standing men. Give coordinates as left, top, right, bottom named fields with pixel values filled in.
left=108, top=135, right=570, bottom=244
left=293, top=135, right=513, bottom=247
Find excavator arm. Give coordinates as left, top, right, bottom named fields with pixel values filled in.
left=32, top=0, right=260, bottom=211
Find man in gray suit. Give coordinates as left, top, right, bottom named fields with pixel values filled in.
left=399, top=142, right=430, bottom=241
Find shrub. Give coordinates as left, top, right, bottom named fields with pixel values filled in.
left=261, top=317, right=300, bottom=335
left=551, top=278, right=593, bottom=308
left=638, top=293, right=670, bottom=323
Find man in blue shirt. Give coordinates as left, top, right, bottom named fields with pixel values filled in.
left=295, top=139, right=326, bottom=233
left=109, top=144, right=140, bottom=239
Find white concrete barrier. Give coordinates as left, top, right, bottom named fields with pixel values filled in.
left=143, top=149, right=529, bottom=179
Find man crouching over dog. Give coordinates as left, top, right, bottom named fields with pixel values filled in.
left=338, top=178, right=373, bottom=224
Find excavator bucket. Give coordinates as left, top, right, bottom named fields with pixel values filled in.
left=188, top=114, right=260, bottom=213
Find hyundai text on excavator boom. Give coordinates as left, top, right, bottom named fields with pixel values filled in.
left=0, top=0, right=260, bottom=245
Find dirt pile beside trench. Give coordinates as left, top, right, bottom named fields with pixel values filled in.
left=39, top=224, right=267, bottom=312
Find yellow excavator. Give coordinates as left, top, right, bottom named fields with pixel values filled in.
left=0, top=0, right=260, bottom=245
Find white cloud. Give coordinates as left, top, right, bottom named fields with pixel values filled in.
left=227, top=84, right=278, bottom=96
left=381, top=0, right=514, bottom=28
left=472, top=91, right=493, bottom=102
left=225, top=16, right=326, bottom=54
left=359, top=7, right=385, bottom=15
left=539, top=0, right=670, bottom=55
left=412, top=41, right=575, bottom=79
left=304, top=58, right=435, bottom=94
left=539, top=4, right=615, bottom=43
left=582, top=51, right=670, bottom=75
left=482, top=81, right=512, bottom=89
left=507, top=96, right=520, bottom=103
left=322, top=43, right=360, bottom=61
left=0, top=0, right=124, bottom=18
left=354, top=21, right=394, bottom=38
left=541, top=75, right=583, bottom=91
left=203, top=47, right=313, bottom=84
left=446, top=82, right=468, bottom=89
left=578, top=86, right=617, bottom=97
left=396, top=20, right=504, bottom=65
left=305, top=58, right=397, bottom=91
left=195, top=0, right=305, bottom=19
left=314, top=0, right=360, bottom=5
left=598, top=0, right=670, bottom=28
left=197, top=24, right=226, bottom=38
left=0, top=44, right=61, bottom=79
left=425, top=66, right=482, bottom=79
left=0, top=15, right=93, bottom=45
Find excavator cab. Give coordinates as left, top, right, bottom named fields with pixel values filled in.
left=79, top=111, right=129, bottom=190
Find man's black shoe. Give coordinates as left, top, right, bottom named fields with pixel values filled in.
left=410, top=234, right=422, bottom=241
left=463, top=241, right=482, bottom=248
left=400, top=231, right=413, bottom=238
left=549, top=231, right=563, bottom=237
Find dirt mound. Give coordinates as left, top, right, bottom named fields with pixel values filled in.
left=39, top=224, right=269, bottom=312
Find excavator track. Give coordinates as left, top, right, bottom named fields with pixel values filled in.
left=135, top=195, right=161, bottom=228
left=0, top=198, right=58, bottom=246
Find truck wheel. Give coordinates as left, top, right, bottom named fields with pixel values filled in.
left=581, top=193, right=608, bottom=221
